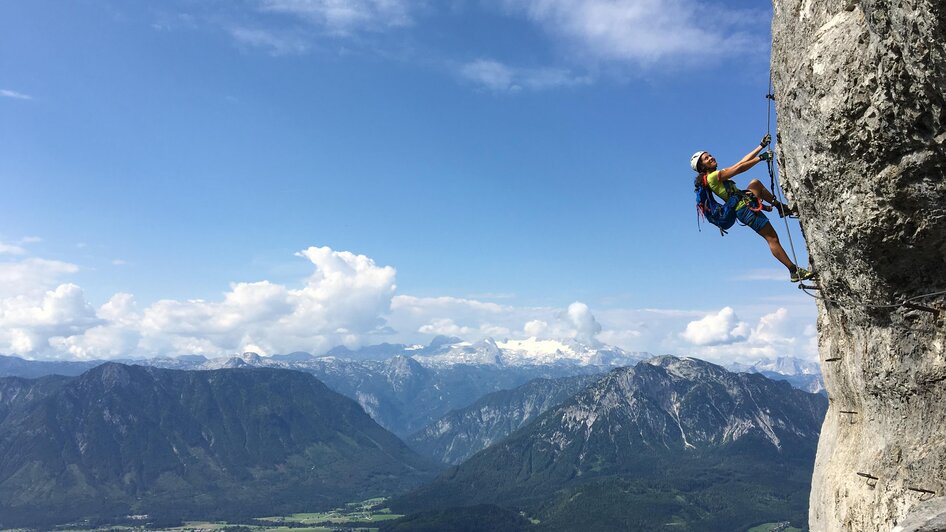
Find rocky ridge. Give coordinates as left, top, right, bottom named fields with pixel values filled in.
left=393, top=356, right=828, bottom=530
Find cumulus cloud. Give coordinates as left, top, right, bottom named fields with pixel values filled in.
left=521, top=302, right=603, bottom=342
left=131, top=246, right=396, bottom=356
left=0, top=284, right=103, bottom=356
left=459, top=59, right=590, bottom=92
left=418, top=318, right=474, bottom=336
left=0, top=246, right=398, bottom=359
left=750, top=308, right=792, bottom=344
left=0, top=243, right=816, bottom=363
left=567, top=302, right=602, bottom=342
left=497, top=0, right=762, bottom=66
left=682, top=306, right=749, bottom=346
left=392, top=295, right=512, bottom=340
left=0, top=258, right=80, bottom=298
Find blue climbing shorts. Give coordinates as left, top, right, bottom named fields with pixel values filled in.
left=736, top=205, right=770, bottom=234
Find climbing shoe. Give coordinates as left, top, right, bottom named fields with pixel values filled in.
left=773, top=201, right=799, bottom=218
left=790, top=267, right=816, bottom=283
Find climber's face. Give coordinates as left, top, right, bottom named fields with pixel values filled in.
left=700, top=152, right=717, bottom=171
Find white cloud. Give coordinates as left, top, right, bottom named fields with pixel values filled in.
left=514, top=303, right=602, bottom=343
left=51, top=293, right=142, bottom=360
left=418, top=318, right=474, bottom=336
left=498, top=0, right=762, bottom=66
left=734, top=269, right=791, bottom=281
left=682, top=306, right=749, bottom=346
left=0, top=246, right=398, bottom=359
left=459, top=59, right=590, bottom=92
left=0, top=244, right=817, bottom=364
left=1, top=89, right=32, bottom=100
left=0, top=284, right=103, bottom=356
left=0, top=258, right=80, bottom=298
left=0, top=243, right=27, bottom=255
left=392, top=295, right=513, bottom=340
left=750, top=308, right=792, bottom=344
left=259, top=0, right=415, bottom=35
left=566, top=302, right=601, bottom=342
left=229, top=27, right=310, bottom=55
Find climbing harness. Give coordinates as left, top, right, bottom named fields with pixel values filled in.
left=695, top=174, right=766, bottom=235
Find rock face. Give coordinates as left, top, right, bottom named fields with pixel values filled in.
left=407, top=374, right=602, bottom=465
left=771, top=0, right=946, bottom=530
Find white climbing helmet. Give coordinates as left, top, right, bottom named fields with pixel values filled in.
left=690, top=151, right=706, bottom=172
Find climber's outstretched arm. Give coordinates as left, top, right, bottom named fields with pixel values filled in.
left=718, top=155, right=766, bottom=181
left=719, top=134, right=771, bottom=181
left=737, top=144, right=764, bottom=164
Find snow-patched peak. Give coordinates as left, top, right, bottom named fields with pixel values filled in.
left=753, top=357, right=820, bottom=376
left=497, top=337, right=644, bottom=366
left=727, top=356, right=821, bottom=377
left=646, top=355, right=730, bottom=381
left=409, top=336, right=648, bottom=368
left=411, top=338, right=504, bottom=366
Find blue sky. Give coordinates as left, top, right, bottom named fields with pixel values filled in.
left=0, top=0, right=818, bottom=363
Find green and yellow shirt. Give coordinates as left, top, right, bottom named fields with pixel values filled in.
left=705, top=170, right=748, bottom=211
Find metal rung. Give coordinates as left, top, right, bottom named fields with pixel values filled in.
left=902, top=302, right=941, bottom=318
left=799, top=283, right=820, bottom=291
left=907, top=486, right=936, bottom=495
left=840, top=410, right=857, bottom=414
left=824, top=357, right=842, bottom=362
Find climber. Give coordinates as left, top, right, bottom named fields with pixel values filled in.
left=691, top=134, right=815, bottom=282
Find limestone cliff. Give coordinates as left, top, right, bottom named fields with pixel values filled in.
left=771, top=0, right=946, bottom=530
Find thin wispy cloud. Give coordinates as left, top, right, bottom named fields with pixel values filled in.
left=498, top=0, right=764, bottom=66
left=1, top=89, right=33, bottom=100
left=459, top=58, right=590, bottom=92
left=258, top=0, right=416, bottom=35
left=0, top=243, right=27, bottom=255
left=734, top=269, right=790, bottom=281
left=229, top=26, right=311, bottom=55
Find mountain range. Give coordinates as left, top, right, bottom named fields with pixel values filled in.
left=0, top=350, right=830, bottom=530
left=727, top=357, right=825, bottom=394
left=0, top=364, right=433, bottom=528
left=392, top=356, right=828, bottom=531
left=407, top=373, right=603, bottom=465
left=0, top=339, right=822, bottom=433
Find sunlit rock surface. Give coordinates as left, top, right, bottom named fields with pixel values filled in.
left=772, top=0, right=946, bottom=529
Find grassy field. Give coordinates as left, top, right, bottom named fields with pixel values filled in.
left=0, top=498, right=404, bottom=532
left=248, top=497, right=401, bottom=529
left=748, top=523, right=805, bottom=532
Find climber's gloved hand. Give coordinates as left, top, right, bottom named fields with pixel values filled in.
left=759, top=151, right=773, bottom=161
left=760, top=133, right=771, bottom=148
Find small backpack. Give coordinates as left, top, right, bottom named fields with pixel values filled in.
left=695, top=174, right=742, bottom=236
